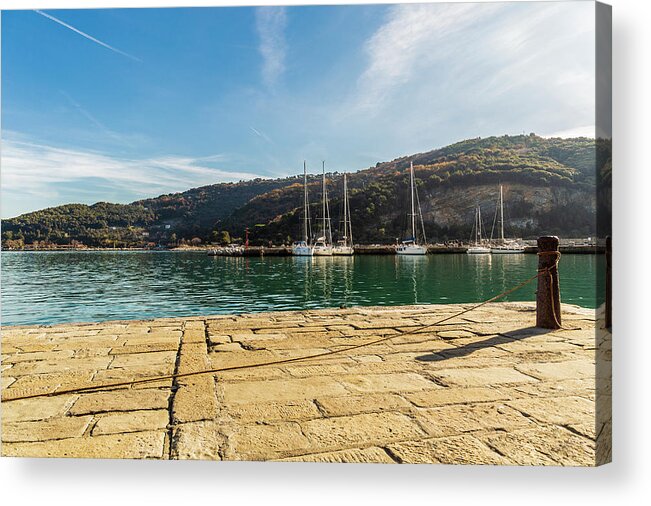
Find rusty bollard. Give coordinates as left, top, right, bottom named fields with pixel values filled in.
left=606, top=236, right=612, bottom=328
left=536, top=236, right=562, bottom=329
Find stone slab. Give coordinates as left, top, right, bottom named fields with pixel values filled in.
left=429, top=367, right=539, bottom=387
left=226, top=421, right=312, bottom=460
left=172, top=375, right=219, bottom=423
left=315, top=393, right=412, bottom=417
left=338, top=372, right=435, bottom=394
left=92, top=409, right=169, bottom=435
left=506, top=396, right=595, bottom=425
left=222, top=377, right=349, bottom=405
left=405, top=387, right=510, bottom=407
left=481, top=425, right=596, bottom=466
left=1, top=431, right=166, bottom=459
left=68, top=389, right=169, bottom=415
left=279, top=446, right=395, bottom=463
left=388, top=435, right=510, bottom=465
left=2, top=416, right=92, bottom=442
left=171, top=420, right=223, bottom=460
left=300, top=412, right=425, bottom=451
left=2, top=395, right=79, bottom=423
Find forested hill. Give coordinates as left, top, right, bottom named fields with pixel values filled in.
left=2, top=134, right=603, bottom=248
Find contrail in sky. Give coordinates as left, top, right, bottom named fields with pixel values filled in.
left=249, top=126, right=274, bottom=144
left=35, top=10, right=141, bottom=62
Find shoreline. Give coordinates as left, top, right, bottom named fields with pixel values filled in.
left=2, top=244, right=604, bottom=255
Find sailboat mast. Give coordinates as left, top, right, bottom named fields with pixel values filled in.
left=499, top=185, right=505, bottom=243
left=410, top=162, right=416, bottom=242
left=478, top=206, right=483, bottom=244
left=343, top=174, right=348, bottom=244
left=346, top=175, right=353, bottom=246
left=322, top=161, right=326, bottom=241
left=322, top=161, right=332, bottom=245
left=303, top=161, right=308, bottom=243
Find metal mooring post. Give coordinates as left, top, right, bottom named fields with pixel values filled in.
left=536, top=236, right=562, bottom=329
left=606, top=236, right=612, bottom=328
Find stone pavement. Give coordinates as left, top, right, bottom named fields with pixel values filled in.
left=1, top=303, right=611, bottom=465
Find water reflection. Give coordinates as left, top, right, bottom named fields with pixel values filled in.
left=394, top=255, right=431, bottom=304
left=0, top=251, right=601, bottom=326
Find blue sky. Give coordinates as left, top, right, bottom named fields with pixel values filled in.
left=1, top=2, right=596, bottom=218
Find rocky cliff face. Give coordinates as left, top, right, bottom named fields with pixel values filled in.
left=422, top=183, right=595, bottom=232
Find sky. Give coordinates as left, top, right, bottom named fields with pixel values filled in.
left=1, top=2, right=596, bottom=218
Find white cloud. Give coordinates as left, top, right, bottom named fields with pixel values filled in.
left=1, top=134, right=264, bottom=217
left=354, top=2, right=495, bottom=113
left=340, top=2, right=595, bottom=148
left=255, top=7, right=288, bottom=87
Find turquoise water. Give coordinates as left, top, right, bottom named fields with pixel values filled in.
left=0, top=251, right=602, bottom=326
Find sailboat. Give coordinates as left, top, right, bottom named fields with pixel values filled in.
left=467, top=204, right=491, bottom=254
left=490, top=185, right=525, bottom=254
left=396, top=162, right=427, bottom=255
left=292, top=161, right=314, bottom=256
left=333, top=173, right=354, bottom=256
left=313, top=161, right=333, bottom=256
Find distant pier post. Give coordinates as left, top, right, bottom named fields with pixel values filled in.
left=606, top=236, right=612, bottom=328
left=536, top=236, right=562, bottom=329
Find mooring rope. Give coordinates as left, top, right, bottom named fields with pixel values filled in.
left=2, top=261, right=563, bottom=403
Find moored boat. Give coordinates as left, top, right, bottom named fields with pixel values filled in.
left=467, top=245, right=491, bottom=254
left=333, top=173, right=354, bottom=256
left=397, top=162, right=427, bottom=256
left=332, top=245, right=354, bottom=256
left=292, top=241, right=313, bottom=256
left=490, top=185, right=525, bottom=254
left=467, top=204, right=490, bottom=254
left=313, top=161, right=333, bottom=256
left=490, top=243, right=525, bottom=254
left=313, top=237, right=333, bottom=256
left=396, top=240, right=428, bottom=255
left=292, top=161, right=314, bottom=256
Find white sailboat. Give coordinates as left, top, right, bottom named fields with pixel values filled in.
left=313, top=161, right=333, bottom=256
left=292, top=161, right=314, bottom=256
left=333, top=173, right=354, bottom=256
left=467, top=205, right=491, bottom=254
left=396, top=162, right=427, bottom=255
left=490, top=185, right=525, bottom=254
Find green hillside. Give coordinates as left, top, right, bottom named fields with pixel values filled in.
left=1, top=134, right=603, bottom=249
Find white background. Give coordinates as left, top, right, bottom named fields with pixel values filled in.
left=0, top=0, right=649, bottom=504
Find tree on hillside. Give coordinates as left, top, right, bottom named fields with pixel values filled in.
left=220, top=231, right=231, bottom=245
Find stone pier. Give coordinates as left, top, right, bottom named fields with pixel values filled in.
left=1, top=303, right=611, bottom=465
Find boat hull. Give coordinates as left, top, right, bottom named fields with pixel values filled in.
left=396, top=245, right=427, bottom=255
left=292, top=245, right=314, bottom=256
left=332, top=246, right=354, bottom=256
left=313, top=246, right=333, bottom=256
left=467, top=247, right=491, bottom=254
left=490, top=248, right=526, bottom=254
